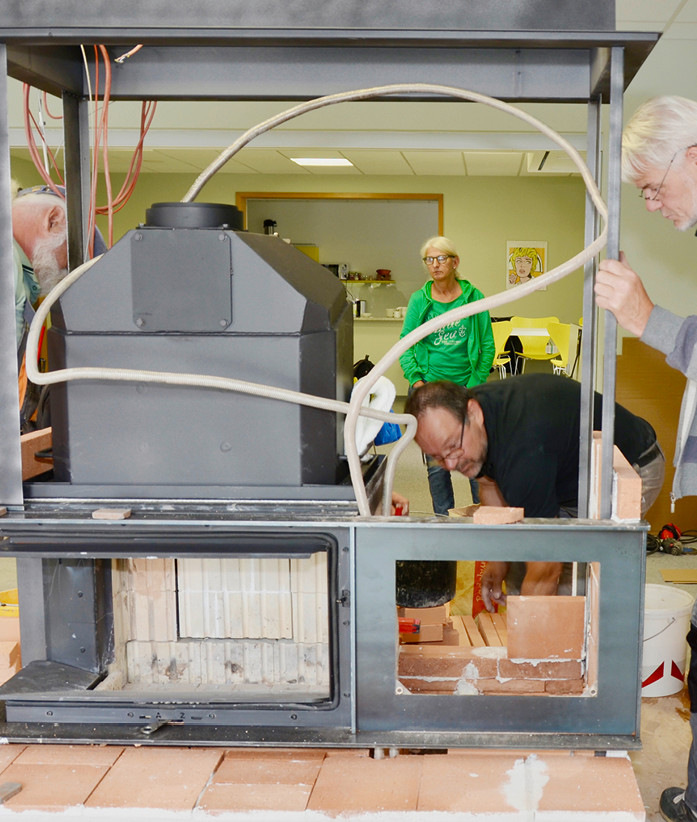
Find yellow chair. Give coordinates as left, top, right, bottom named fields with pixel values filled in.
left=510, top=315, right=560, bottom=373
left=547, top=321, right=573, bottom=376
left=491, top=320, right=513, bottom=378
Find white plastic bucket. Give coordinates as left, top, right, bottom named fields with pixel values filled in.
left=642, top=583, right=694, bottom=697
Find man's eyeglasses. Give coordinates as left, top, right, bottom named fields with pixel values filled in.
left=17, top=184, right=65, bottom=199
left=428, top=416, right=466, bottom=466
left=639, top=144, right=697, bottom=201
left=423, top=254, right=453, bottom=265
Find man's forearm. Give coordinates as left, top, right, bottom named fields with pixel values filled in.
left=477, top=477, right=507, bottom=506
left=520, top=561, right=563, bottom=596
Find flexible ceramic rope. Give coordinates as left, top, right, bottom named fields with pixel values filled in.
left=183, top=83, right=608, bottom=515
left=27, top=83, right=608, bottom=516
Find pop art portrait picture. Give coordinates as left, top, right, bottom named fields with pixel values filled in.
left=506, top=241, right=547, bottom=290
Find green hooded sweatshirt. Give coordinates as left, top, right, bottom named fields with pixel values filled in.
left=399, top=278, right=495, bottom=387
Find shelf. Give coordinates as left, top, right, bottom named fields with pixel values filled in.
left=343, top=280, right=395, bottom=285
left=354, top=317, right=403, bottom=322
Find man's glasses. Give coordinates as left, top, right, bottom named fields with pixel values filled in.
left=639, top=144, right=696, bottom=201
left=428, top=416, right=466, bottom=466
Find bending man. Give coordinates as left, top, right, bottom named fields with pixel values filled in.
left=405, top=374, right=663, bottom=608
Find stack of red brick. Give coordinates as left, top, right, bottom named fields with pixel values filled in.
left=398, top=596, right=586, bottom=696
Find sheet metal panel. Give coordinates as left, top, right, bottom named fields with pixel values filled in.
left=0, top=0, right=616, bottom=32
left=0, top=513, right=646, bottom=749
left=355, top=519, right=645, bottom=746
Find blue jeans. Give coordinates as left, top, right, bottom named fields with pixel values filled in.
left=685, top=605, right=697, bottom=812
left=426, top=457, right=479, bottom=515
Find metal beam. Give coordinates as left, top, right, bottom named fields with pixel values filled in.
left=6, top=45, right=84, bottom=97
left=4, top=36, right=657, bottom=100
left=599, top=47, right=624, bottom=520
left=577, top=96, right=602, bottom=518
left=0, top=46, right=23, bottom=507
left=62, top=92, right=90, bottom=270
left=0, top=0, right=617, bottom=33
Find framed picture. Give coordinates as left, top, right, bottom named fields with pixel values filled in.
left=506, top=241, right=548, bottom=290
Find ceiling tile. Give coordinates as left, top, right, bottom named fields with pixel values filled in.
left=401, top=151, right=465, bottom=175
left=463, top=151, right=523, bottom=176
left=661, top=20, right=697, bottom=37
left=228, top=150, right=309, bottom=174
left=299, top=166, right=361, bottom=175
left=147, top=148, right=256, bottom=174
left=340, top=150, right=413, bottom=175
left=616, top=0, right=681, bottom=24
left=675, top=0, right=697, bottom=22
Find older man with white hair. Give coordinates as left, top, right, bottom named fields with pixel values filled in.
left=594, top=94, right=697, bottom=822
left=11, top=186, right=69, bottom=350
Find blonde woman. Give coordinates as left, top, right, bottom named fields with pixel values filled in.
left=399, top=236, right=495, bottom=513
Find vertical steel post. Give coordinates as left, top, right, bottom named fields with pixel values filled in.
left=599, top=46, right=624, bottom=519
left=0, top=46, right=23, bottom=506
left=62, top=91, right=91, bottom=269
left=578, top=95, right=603, bottom=518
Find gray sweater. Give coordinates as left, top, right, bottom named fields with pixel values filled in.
left=642, top=305, right=697, bottom=504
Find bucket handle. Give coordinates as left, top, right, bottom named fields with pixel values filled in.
left=643, top=616, right=677, bottom=643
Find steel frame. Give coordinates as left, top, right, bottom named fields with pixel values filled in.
left=0, top=7, right=657, bottom=749
left=0, top=511, right=645, bottom=749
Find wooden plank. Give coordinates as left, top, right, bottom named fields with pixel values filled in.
left=492, top=613, right=508, bottom=646
left=449, top=615, right=472, bottom=647
left=20, top=427, right=52, bottom=480
left=476, top=613, right=503, bottom=647
left=660, top=568, right=697, bottom=584
left=398, top=603, right=450, bottom=624
left=461, top=615, right=486, bottom=648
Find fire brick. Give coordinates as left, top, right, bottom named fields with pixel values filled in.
left=472, top=505, right=524, bottom=524
left=507, top=596, right=585, bottom=660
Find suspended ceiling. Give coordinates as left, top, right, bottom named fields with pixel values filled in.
left=7, top=0, right=697, bottom=178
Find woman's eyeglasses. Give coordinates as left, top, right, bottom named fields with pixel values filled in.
left=422, top=254, right=453, bottom=265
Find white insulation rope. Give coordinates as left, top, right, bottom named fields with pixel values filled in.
left=28, top=83, right=608, bottom=518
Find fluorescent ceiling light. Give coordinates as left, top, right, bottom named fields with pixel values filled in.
left=290, top=157, right=353, bottom=167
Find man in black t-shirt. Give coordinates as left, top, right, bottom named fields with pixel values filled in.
left=404, top=374, right=664, bottom=607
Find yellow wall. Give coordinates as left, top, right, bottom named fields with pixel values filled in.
left=83, top=171, right=587, bottom=324
left=9, top=159, right=587, bottom=323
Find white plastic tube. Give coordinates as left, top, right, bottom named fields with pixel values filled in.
left=182, top=83, right=607, bottom=515
left=27, top=83, right=607, bottom=517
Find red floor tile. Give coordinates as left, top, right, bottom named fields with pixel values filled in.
left=307, top=753, right=422, bottom=814
left=15, top=743, right=124, bottom=767
left=199, top=781, right=312, bottom=812
left=84, top=746, right=223, bottom=810
left=1, top=762, right=110, bottom=811
left=214, top=750, right=323, bottom=785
